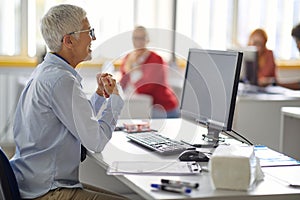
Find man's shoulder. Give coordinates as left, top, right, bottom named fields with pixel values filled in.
left=36, top=62, right=75, bottom=85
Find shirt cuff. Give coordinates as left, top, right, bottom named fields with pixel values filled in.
left=90, top=92, right=106, bottom=114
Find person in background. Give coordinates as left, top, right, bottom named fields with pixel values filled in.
left=248, top=28, right=300, bottom=90
left=9, top=4, right=126, bottom=200
left=248, top=28, right=277, bottom=87
left=120, top=26, right=179, bottom=118
left=277, top=23, right=300, bottom=90
left=292, top=23, right=300, bottom=51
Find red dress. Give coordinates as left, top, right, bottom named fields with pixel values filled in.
left=120, top=51, right=178, bottom=111
left=257, top=49, right=276, bottom=80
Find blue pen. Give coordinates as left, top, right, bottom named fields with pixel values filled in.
left=151, top=183, right=192, bottom=194
left=161, top=179, right=199, bottom=189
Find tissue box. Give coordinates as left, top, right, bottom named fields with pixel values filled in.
left=209, top=145, right=257, bottom=191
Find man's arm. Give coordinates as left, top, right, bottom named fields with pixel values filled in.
left=51, top=74, right=123, bottom=153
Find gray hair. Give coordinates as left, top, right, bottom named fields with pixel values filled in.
left=41, top=4, right=86, bottom=52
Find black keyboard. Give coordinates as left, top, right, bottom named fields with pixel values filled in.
left=126, top=132, right=193, bottom=155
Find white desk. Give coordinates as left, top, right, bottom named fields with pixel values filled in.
left=82, top=118, right=300, bottom=200
left=280, top=107, right=300, bottom=160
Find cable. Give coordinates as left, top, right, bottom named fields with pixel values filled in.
left=231, top=129, right=253, bottom=145
left=222, top=129, right=253, bottom=146
left=222, top=130, right=242, bottom=143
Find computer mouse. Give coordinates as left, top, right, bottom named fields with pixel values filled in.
left=178, top=150, right=209, bottom=162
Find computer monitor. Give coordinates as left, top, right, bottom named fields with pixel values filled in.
left=180, top=49, right=243, bottom=142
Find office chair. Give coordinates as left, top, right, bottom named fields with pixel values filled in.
left=0, top=148, right=21, bottom=200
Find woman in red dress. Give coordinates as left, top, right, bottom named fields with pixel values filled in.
left=120, top=26, right=179, bottom=118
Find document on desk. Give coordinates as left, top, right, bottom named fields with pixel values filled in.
left=107, top=161, right=201, bottom=175
left=263, top=166, right=300, bottom=188
left=254, top=145, right=300, bottom=167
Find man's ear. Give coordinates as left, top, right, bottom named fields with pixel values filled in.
left=62, top=35, right=73, bottom=49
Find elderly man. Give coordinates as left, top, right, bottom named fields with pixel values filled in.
left=9, top=4, right=126, bottom=200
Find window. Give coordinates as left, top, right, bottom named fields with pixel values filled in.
left=0, top=0, right=21, bottom=56
left=31, top=0, right=135, bottom=60
left=236, top=0, right=300, bottom=59
left=29, top=0, right=175, bottom=61
left=176, top=0, right=300, bottom=60
left=0, top=0, right=299, bottom=59
left=176, top=0, right=234, bottom=59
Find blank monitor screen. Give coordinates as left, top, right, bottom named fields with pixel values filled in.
left=180, top=49, right=243, bottom=132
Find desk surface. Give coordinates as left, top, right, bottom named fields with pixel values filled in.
left=238, top=84, right=300, bottom=101
left=281, top=107, right=300, bottom=119
left=88, top=118, right=300, bottom=200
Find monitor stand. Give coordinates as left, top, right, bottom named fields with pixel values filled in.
left=193, top=126, right=221, bottom=148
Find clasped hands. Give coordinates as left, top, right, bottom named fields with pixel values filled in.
left=96, top=73, right=119, bottom=98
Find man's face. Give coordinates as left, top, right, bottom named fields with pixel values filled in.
left=72, top=18, right=96, bottom=62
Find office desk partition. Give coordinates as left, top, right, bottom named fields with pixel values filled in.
left=86, top=118, right=300, bottom=200
left=280, top=107, right=300, bottom=160
left=233, top=93, right=300, bottom=152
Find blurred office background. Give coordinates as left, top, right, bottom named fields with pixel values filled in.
left=1, top=0, right=300, bottom=153
left=1, top=0, right=300, bottom=59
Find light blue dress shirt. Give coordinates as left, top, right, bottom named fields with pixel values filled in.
left=9, top=53, right=124, bottom=198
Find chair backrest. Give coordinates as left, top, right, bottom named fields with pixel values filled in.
left=0, top=148, right=21, bottom=200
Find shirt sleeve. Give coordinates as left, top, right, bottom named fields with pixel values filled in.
left=51, top=74, right=124, bottom=153
left=90, top=92, right=106, bottom=115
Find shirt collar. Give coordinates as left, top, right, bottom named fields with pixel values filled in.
left=44, top=52, right=83, bottom=83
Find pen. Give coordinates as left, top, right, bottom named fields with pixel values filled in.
left=289, top=182, right=300, bottom=188
left=151, top=183, right=192, bottom=194
left=161, top=179, right=199, bottom=189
